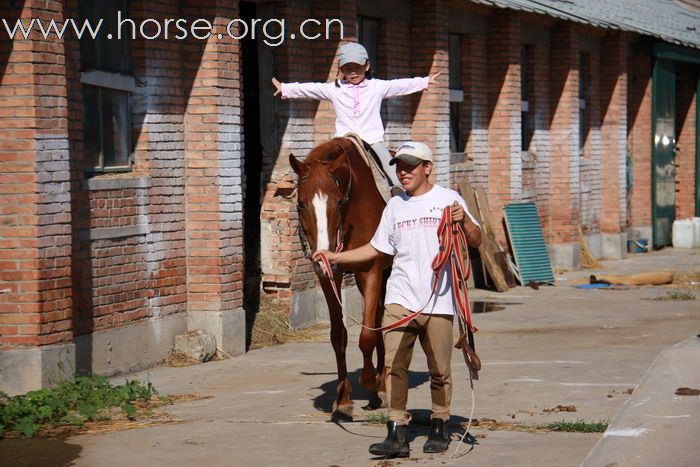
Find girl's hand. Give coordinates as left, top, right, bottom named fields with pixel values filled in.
left=427, top=71, right=442, bottom=90
left=272, top=77, right=282, bottom=96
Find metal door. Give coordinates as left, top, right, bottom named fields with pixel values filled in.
left=652, top=59, right=676, bottom=247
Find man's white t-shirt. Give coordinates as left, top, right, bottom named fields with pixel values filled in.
left=370, top=185, right=479, bottom=315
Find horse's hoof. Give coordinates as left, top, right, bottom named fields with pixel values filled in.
left=331, top=407, right=353, bottom=423
left=362, top=393, right=384, bottom=411
left=359, top=370, right=380, bottom=392
left=332, top=401, right=353, bottom=421
left=378, top=391, right=387, bottom=408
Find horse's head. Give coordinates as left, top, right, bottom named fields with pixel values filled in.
left=289, top=144, right=351, bottom=266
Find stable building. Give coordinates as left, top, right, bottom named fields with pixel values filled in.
left=1, top=0, right=698, bottom=394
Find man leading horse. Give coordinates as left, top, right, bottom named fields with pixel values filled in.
left=313, top=141, right=482, bottom=457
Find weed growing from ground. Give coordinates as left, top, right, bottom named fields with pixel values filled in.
left=0, top=376, right=160, bottom=438
left=366, top=412, right=389, bottom=425
left=544, top=420, right=608, bottom=433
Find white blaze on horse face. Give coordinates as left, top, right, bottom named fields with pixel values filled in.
left=312, top=192, right=330, bottom=251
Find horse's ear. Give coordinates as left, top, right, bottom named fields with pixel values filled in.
left=289, top=153, right=307, bottom=177
left=329, top=151, right=351, bottom=187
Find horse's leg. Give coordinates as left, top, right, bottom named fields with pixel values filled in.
left=354, top=263, right=385, bottom=394
left=320, top=274, right=353, bottom=420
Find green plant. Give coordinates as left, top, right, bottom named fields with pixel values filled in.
left=0, top=375, right=159, bottom=438
left=649, top=290, right=696, bottom=301
left=544, top=420, right=608, bottom=433
left=665, top=290, right=695, bottom=301
left=366, top=412, right=389, bottom=425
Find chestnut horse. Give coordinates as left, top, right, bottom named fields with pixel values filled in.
left=289, top=137, right=391, bottom=420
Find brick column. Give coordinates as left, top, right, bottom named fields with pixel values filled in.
left=627, top=48, right=653, bottom=238
left=533, top=41, right=552, bottom=234
left=599, top=32, right=628, bottom=258
left=0, top=0, right=74, bottom=394
left=183, top=0, right=245, bottom=356
left=548, top=23, right=580, bottom=269
left=675, top=62, right=698, bottom=219
left=487, top=11, right=521, bottom=245
left=410, top=0, right=450, bottom=186
left=466, top=35, right=490, bottom=188
left=311, top=1, right=357, bottom=146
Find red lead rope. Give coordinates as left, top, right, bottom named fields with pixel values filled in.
left=317, top=230, right=345, bottom=303
left=317, top=204, right=476, bottom=334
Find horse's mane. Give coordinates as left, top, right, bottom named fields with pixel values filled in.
left=300, top=138, right=357, bottom=193
left=304, top=138, right=355, bottom=164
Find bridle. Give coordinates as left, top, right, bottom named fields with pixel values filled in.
left=295, top=152, right=352, bottom=274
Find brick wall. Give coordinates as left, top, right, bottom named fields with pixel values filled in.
left=2, top=0, right=694, bottom=360
left=599, top=32, right=628, bottom=234
left=675, top=62, right=698, bottom=219
left=547, top=23, right=580, bottom=244
left=532, top=40, right=552, bottom=230
left=411, top=0, right=450, bottom=185
left=487, top=11, right=521, bottom=244
left=450, top=33, right=489, bottom=190
left=65, top=0, right=190, bottom=339
left=382, top=14, right=415, bottom=148
left=0, top=0, right=73, bottom=348
left=470, top=33, right=491, bottom=190
left=579, top=41, right=602, bottom=233
left=264, top=1, right=346, bottom=299
left=627, top=44, right=653, bottom=229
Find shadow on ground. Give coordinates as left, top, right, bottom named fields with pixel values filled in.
left=303, top=369, right=430, bottom=414
left=0, top=438, right=83, bottom=467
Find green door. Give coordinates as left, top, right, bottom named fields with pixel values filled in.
left=652, top=59, right=676, bottom=248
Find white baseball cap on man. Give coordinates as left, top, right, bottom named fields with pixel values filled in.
left=389, top=141, right=433, bottom=166
left=338, top=42, right=369, bottom=67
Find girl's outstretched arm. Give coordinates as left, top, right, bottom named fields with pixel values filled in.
left=426, top=71, right=442, bottom=90
left=382, top=76, right=430, bottom=98
left=272, top=77, right=282, bottom=96
left=381, top=71, right=442, bottom=98
left=272, top=77, right=333, bottom=101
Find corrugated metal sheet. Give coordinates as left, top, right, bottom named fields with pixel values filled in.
left=503, top=203, right=554, bottom=285
left=469, top=0, right=700, bottom=49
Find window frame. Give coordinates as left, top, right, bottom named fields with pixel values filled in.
left=578, top=51, right=592, bottom=157
left=79, top=0, right=134, bottom=174
left=520, top=44, right=535, bottom=153
left=448, top=33, right=465, bottom=156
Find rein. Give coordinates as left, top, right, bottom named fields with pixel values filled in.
left=316, top=203, right=481, bottom=379
left=296, top=153, right=352, bottom=265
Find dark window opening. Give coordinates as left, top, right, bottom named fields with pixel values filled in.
left=79, top=0, right=133, bottom=172
left=520, top=44, right=535, bottom=151
left=449, top=34, right=464, bottom=154
left=241, top=1, right=263, bottom=350
left=579, top=51, right=591, bottom=155
left=521, top=44, right=535, bottom=152
left=358, top=16, right=379, bottom=75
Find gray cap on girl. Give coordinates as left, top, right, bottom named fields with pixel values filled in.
left=338, top=42, right=368, bottom=67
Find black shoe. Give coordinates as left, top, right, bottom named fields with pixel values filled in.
left=369, top=421, right=410, bottom=458
left=423, top=418, right=450, bottom=453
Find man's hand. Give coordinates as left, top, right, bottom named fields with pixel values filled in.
left=272, top=77, right=282, bottom=96
left=312, top=249, right=335, bottom=277
left=449, top=202, right=482, bottom=247
left=450, top=201, right=465, bottom=223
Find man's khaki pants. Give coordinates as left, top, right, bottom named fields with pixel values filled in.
left=383, top=303, right=454, bottom=425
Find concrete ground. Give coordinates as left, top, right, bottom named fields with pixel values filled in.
left=2, top=248, right=699, bottom=467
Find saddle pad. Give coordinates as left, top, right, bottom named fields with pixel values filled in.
left=342, top=132, right=391, bottom=203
